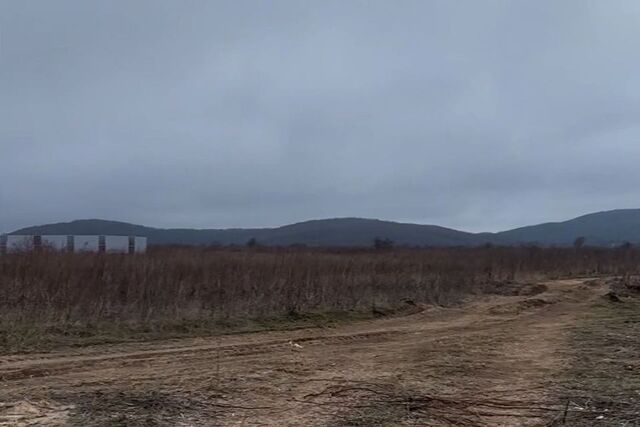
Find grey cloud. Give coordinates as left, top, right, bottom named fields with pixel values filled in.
left=2, top=0, right=640, bottom=233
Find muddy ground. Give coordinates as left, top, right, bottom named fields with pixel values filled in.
left=1, top=278, right=639, bottom=426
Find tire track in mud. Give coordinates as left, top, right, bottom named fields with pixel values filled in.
left=0, top=309, right=543, bottom=384
left=0, top=329, right=409, bottom=382
left=0, top=306, right=425, bottom=365
left=0, top=302, right=508, bottom=384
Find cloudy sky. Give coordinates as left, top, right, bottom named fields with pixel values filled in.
left=1, top=1, right=640, bottom=233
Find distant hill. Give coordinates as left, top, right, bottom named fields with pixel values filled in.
left=12, top=219, right=267, bottom=246
left=11, top=218, right=479, bottom=247
left=10, top=209, right=640, bottom=247
left=494, top=209, right=640, bottom=246
left=255, top=218, right=481, bottom=247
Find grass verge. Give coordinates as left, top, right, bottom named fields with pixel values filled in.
left=0, top=304, right=417, bottom=355
left=554, top=296, right=640, bottom=425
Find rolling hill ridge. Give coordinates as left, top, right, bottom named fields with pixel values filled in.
left=9, top=209, right=640, bottom=247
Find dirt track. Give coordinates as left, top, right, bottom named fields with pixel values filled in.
left=0, top=279, right=612, bottom=426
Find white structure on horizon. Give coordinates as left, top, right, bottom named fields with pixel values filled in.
left=0, top=235, right=147, bottom=254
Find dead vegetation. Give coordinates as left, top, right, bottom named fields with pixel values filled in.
left=607, top=275, right=640, bottom=297
left=483, top=281, right=548, bottom=297
left=60, top=390, right=221, bottom=427
left=550, top=279, right=640, bottom=426
left=301, top=380, right=565, bottom=426
left=2, top=246, right=640, bottom=353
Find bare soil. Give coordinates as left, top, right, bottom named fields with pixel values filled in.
left=1, top=278, right=636, bottom=426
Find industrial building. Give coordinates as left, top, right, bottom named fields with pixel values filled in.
left=0, top=235, right=147, bottom=254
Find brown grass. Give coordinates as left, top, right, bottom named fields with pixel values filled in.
left=1, top=245, right=639, bottom=352
left=552, top=294, right=640, bottom=425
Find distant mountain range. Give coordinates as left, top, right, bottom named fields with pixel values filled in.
left=9, top=209, right=640, bottom=247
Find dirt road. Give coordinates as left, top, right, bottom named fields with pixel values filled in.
left=0, top=279, right=616, bottom=426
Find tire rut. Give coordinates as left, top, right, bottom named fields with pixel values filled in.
left=0, top=329, right=407, bottom=382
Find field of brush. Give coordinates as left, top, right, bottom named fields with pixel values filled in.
left=1, top=245, right=639, bottom=353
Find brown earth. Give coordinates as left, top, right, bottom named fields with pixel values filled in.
left=0, top=279, right=616, bottom=426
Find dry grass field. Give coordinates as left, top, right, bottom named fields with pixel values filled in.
left=1, top=247, right=640, bottom=426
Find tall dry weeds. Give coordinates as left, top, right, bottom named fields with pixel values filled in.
left=1, top=246, right=638, bottom=351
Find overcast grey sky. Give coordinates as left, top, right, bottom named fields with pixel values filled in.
left=1, top=1, right=640, bottom=233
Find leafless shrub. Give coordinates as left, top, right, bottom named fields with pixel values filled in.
left=1, top=245, right=639, bottom=350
